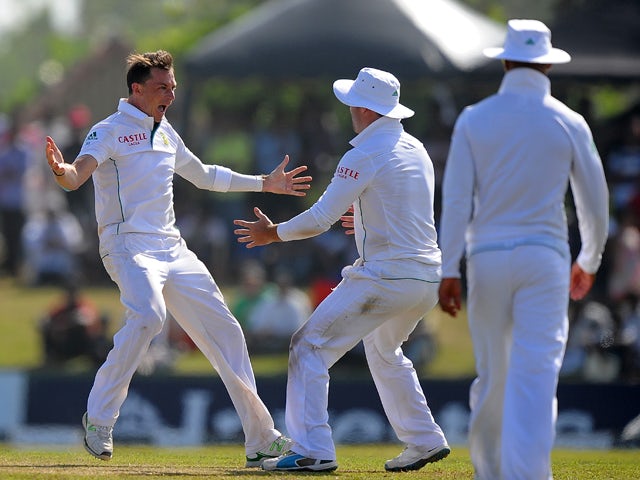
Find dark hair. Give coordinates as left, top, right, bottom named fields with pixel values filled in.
left=125, top=50, right=174, bottom=94
left=503, top=60, right=551, bottom=74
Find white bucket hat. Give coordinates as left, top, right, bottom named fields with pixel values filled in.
left=333, top=67, right=414, bottom=119
left=483, top=19, right=571, bottom=64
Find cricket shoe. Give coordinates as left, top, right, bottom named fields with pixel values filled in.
left=245, top=435, right=294, bottom=467
left=262, top=451, right=338, bottom=472
left=384, top=443, right=450, bottom=472
left=82, top=412, right=113, bottom=460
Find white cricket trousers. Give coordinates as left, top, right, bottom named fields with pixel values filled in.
left=285, top=260, right=447, bottom=460
left=466, top=245, right=570, bottom=480
left=88, top=232, right=280, bottom=453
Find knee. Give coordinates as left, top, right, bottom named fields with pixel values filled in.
left=128, top=308, right=165, bottom=339
left=289, top=329, right=330, bottom=372
left=289, top=330, right=309, bottom=358
left=363, top=336, right=401, bottom=366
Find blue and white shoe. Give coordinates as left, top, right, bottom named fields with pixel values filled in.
left=262, top=451, right=338, bottom=472
left=245, top=436, right=294, bottom=467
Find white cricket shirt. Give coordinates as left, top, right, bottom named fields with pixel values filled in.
left=79, top=99, right=261, bottom=240
left=440, top=68, right=609, bottom=277
left=277, top=116, right=441, bottom=281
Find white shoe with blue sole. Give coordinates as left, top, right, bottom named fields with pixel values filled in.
left=262, top=451, right=338, bottom=472
left=245, top=436, right=294, bottom=467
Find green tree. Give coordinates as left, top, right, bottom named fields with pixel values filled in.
left=0, top=0, right=262, bottom=112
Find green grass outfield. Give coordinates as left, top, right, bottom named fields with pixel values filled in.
left=2, top=279, right=640, bottom=478
left=0, top=444, right=638, bottom=479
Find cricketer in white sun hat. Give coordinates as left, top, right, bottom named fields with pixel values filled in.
left=483, top=19, right=571, bottom=64
left=333, top=67, right=414, bottom=119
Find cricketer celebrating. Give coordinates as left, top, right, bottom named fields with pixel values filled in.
left=234, top=67, right=449, bottom=472
left=45, top=50, right=310, bottom=466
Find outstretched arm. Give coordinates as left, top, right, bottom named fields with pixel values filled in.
left=262, top=155, right=312, bottom=196
left=233, top=207, right=281, bottom=248
left=45, top=136, right=97, bottom=190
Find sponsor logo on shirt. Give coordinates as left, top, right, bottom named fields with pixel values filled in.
left=118, top=132, right=148, bottom=146
left=336, top=166, right=359, bottom=180
left=159, top=132, right=170, bottom=146
left=84, top=131, right=98, bottom=145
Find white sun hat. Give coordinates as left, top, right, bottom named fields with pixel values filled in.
left=333, top=67, right=414, bottom=119
left=483, top=19, right=571, bottom=64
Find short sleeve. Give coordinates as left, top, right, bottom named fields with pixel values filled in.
left=78, top=124, right=114, bottom=165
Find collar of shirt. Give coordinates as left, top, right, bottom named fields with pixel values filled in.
left=498, top=68, right=551, bottom=99
left=117, top=98, right=158, bottom=129
left=349, top=116, right=402, bottom=148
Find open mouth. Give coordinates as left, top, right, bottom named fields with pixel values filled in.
left=158, top=105, right=167, bottom=114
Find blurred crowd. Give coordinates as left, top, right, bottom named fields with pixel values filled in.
left=1, top=96, right=639, bottom=382
left=563, top=108, right=640, bottom=383
left=0, top=104, right=99, bottom=287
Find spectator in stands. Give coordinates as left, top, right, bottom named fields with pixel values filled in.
left=0, top=116, right=29, bottom=277
left=247, top=266, right=310, bottom=352
left=39, top=281, right=111, bottom=368
left=561, top=301, right=620, bottom=382
left=608, top=206, right=640, bottom=306
left=230, top=260, right=275, bottom=330
left=606, top=114, right=640, bottom=215
left=605, top=204, right=640, bottom=381
left=618, top=304, right=640, bottom=381
left=21, top=205, right=85, bottom=286
left=61, top=104, right=95, bottom=227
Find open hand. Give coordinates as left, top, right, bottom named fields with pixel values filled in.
left=263, top=155, right=312, bottom=196
left=45, top=136, right=66, bottom=176
left=233, top=207, right=280, bottom=248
